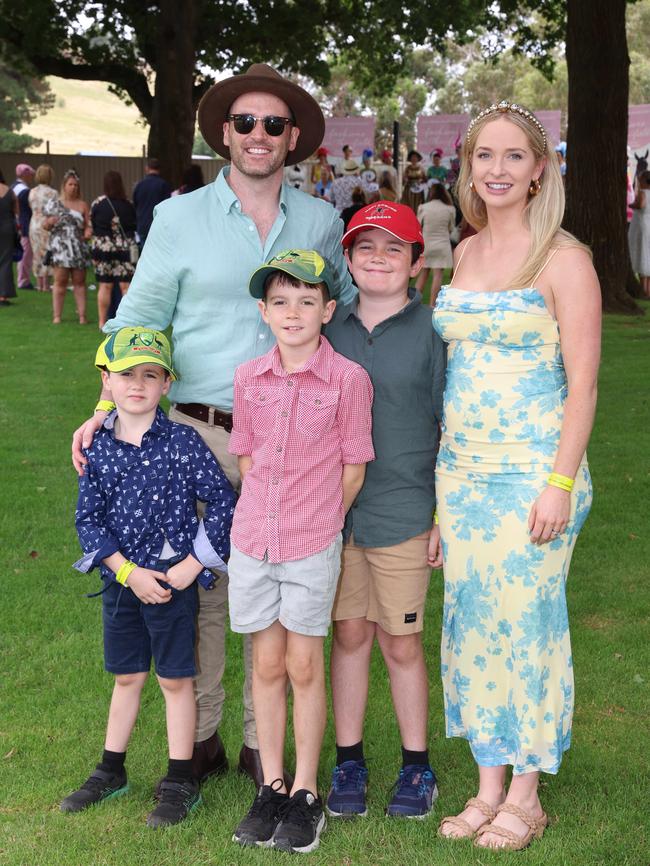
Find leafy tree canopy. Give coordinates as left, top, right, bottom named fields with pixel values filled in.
left=0, top=57, right=54, bottom=151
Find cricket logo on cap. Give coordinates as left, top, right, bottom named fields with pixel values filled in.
left=127, top=330, right=164, bottom=354
left=270, top=249, right=326, bottom=277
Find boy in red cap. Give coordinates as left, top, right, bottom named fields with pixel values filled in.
left=324, top=202, right=446, bottom=819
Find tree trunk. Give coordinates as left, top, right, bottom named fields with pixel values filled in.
left=565, top=0, right=642, bottom=314
left=147, top=0, right=198, bottom=188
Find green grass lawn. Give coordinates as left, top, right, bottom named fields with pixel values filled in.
left=1, top=290, right=648, bottom=866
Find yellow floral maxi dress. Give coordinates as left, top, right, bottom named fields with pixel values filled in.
left=432, top=286, right=592, bottom=775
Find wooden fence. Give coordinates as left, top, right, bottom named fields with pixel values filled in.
left=0, top=152, right=225, bottom=203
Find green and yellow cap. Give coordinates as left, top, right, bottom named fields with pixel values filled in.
left=248, top=249, right=338, bottom=300
left=95, top=327, right=177, bottom=380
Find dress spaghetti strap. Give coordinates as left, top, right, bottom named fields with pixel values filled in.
left=449, top=236, right=473, bottom=287
left=531, top=248, right=559, bottom=287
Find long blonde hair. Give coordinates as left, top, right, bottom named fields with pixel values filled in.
left=456, top=106, right=589, bottom=288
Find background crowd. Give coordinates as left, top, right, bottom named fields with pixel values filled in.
left=2, top=135, right=649, bottom=322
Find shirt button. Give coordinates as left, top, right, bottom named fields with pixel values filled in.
left=259, top=395, right=265, bottom=401
left=272, top=479, right=279, bottom=485
left=258, top=333, right=265, bottom=340
left=367, top=338, right=373, bottom=345
left=143, top=460, right=150, bottom=466
left=268, top=513, right=276, bottom=518
left=248, top=225, right=254, bottom=231
left=276, top=446, right=283, bottom=452
left=281, top=411, right=288, bottom=417
left=287, top=381, right=294, bottom=387
left=314, top=398, right=322, bottom=405
left=153, top=494, right=159, bottom=500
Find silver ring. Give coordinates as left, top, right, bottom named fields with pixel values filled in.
left=551, top=529, right=560, bottom=537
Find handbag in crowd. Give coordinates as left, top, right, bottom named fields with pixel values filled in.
left=12, top=228, right=23, bottom=262
left=106, top=196, right=139, bottom=266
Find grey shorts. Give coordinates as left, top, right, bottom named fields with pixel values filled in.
left=228, top=535, right=343, bottom=637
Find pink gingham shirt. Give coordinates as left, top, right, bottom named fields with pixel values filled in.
left=229, top=337, right=374, bottom=563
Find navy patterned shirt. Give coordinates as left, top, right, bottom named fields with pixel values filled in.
left=73, top=408, right=236, bottom=589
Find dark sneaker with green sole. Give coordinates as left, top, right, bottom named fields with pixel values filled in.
left=146, top=778, right=202, bottom=828
left=60, top=766, right=129, bottom=813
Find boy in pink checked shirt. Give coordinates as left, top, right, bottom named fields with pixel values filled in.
left=227, top=250, right=374, bottom=854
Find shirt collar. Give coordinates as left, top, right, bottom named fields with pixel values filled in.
left=214, top=165, right=287, bottom=216
left=339, top=286, right=422, bottom=322
left=101, top=406, right=169, bottom=437
left=254, top=336, right=333, bottom=383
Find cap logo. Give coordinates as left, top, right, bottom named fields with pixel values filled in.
left=271, top=249, right=325, bottom=276
left=364, top=202, right=399, bottom=222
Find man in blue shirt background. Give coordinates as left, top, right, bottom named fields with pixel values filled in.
left=132, top=158, right=172, bottom=248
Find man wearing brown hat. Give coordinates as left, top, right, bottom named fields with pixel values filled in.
left=72, top=64, right=355, bottom=795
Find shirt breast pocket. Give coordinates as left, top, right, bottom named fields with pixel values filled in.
left=297, top=389, right=340, bottom=440
left=244, top=386, right=282, bottom=436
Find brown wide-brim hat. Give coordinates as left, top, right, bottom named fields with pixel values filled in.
left=198, top=63, right=325, bottom=166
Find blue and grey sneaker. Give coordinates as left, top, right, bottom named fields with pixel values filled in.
left=326, top=760, right=369, bottom=817
left=386, top=765, right=438, bottom=819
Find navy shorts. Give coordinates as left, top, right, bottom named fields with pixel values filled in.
left=102, top=579, right=198, bottom=679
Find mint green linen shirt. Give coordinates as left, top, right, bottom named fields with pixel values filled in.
left=105, top=167, right=355, bottom=410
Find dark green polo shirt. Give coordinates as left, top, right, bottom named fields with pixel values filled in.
left=325, top=289, right=446, bottom=547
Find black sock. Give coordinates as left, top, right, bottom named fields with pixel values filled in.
left=166, top=758, right=193, bottom=783
left=336, top=741, right=365, bottom=766
left=99, top=749, right=126, bottom=774
left=401, top=747, right=429, bottom=768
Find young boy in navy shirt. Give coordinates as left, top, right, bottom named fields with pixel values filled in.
left=228, top=251, right=374, bottom=853
left=62, top=327, right=236, bottom=828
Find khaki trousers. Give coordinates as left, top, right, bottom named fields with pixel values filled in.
left=169, top=405, right=257, bottom=747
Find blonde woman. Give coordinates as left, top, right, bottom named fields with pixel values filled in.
left=433, top=102, right=601, bottom=849
left=28, top=164, right=57, bottom=292
left=43, top=170, right=91, bottom=324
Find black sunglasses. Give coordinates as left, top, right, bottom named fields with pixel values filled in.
left=227, top=114, right=293, bottom=137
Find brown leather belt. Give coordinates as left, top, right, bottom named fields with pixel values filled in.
left=175, top=402, right=233, bottom=432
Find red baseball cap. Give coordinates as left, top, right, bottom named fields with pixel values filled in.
left=342, top=202, right=424, bottom=248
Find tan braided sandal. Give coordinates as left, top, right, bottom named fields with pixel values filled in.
left=474, top=802, right=548, bottom=850
left=438, top=797, right=498, bottom=840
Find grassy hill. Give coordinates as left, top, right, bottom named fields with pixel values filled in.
left=22, top=77, right=148, bottom=156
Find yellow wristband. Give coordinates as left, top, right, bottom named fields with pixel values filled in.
left=95, top=400, right=116, bottom=414
left=547, top=472, right=574, bottom=492
left=434, top=510, right=439, bottom=525
left=115, top=560, right=137, bottom=586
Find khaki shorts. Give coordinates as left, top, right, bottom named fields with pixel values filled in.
left=332, top=532, right=431, bottom=635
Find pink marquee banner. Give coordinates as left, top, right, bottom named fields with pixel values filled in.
left=628, top=104, right=650, bottom=149
left=417, top=110, right=562, bottom=156
left=322, top=117, right=376, bottom=159
left=417, top=114, right=469, bottom=158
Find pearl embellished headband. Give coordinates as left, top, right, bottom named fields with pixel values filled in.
left=466, top=100, right=548, bottom=151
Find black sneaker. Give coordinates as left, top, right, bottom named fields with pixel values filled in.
left=273, top=789, right=326, bottom=854
left=146, top=777, right=201, bottom=828
left=233, top=780, right=288, bottom=847
left=60, top=766, right=128, bottom=813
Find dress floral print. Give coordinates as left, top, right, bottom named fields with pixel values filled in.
left=433, top=286, right=592, bottom=775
